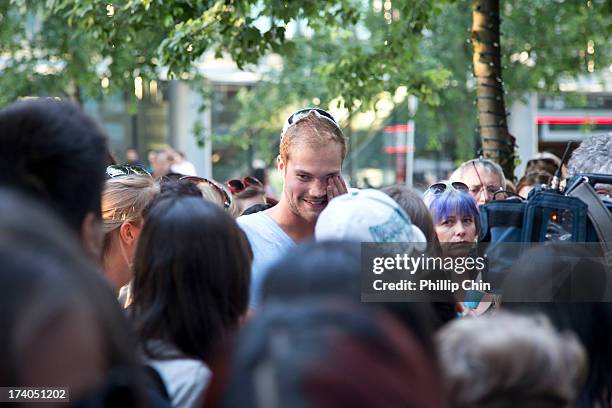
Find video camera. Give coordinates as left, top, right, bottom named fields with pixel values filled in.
left=480, top=172, right=612, bottom=244
left=478, top=169, right=612, bottom=299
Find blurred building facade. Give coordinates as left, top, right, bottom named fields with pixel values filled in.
left=83, top=58, right=611, bottom=184
left=83, top=54, right=263, bottom=179
left=510, top=72, right=612, bottom=176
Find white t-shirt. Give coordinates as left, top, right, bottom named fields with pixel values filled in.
left=237, top=211, right=296, bottom=306
left=145, top=341, right=211, bottom=408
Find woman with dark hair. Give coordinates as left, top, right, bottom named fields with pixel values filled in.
left=0, top=99, right=110, bottom=259
left=515, top=170, right=552, bottom=198
left=0, top=188, right=151, bottom=407
left=381, top=185, right=458, bottom=323
left=130, top=195, right=251, bottom=407
left=381, top=185, right=437, bottom=241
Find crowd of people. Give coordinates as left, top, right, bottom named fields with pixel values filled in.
left=0, top=98, right=610, bottom=407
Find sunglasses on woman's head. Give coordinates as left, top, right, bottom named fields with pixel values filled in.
left=226, top=176, right=263, bottom=194
left=427, top=181, right=469, bottom=194
left=105, top=165, right=151, bottom=179
left=281, top=107, right=339, bottom=138
left=179, top=176, right=232, bottom=209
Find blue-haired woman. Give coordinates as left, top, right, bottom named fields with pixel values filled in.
left=423, top=181, right=492, bottom=315
left=423, top=181, right=479, bottom=259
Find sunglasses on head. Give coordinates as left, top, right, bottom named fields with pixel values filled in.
left=179, top=176, right=232, bottom=209
left=427, top=181, right=469, bottom=194
left=226, top=176, right=263, bottom=194
left=281, top=107, right=339, bottom=137
left=105, top=164, right=151, bottom=179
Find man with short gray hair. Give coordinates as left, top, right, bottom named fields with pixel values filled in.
left=450, top=158, right=506, bottom=206
left=567, top=134, right=612, bottom=197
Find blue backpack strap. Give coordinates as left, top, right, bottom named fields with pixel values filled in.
left=142, top=365, right=170, bottom=404
left=568, top=181, right=612, bottom=268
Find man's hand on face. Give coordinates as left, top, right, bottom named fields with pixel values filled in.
left=326, top=175, right=348, bottom=202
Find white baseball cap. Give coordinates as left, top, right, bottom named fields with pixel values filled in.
left=315, top=189, right=427, bottom=249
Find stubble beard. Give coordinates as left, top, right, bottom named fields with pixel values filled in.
left=286, top=191, right=323, bottom=224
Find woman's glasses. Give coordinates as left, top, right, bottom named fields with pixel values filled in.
left=179, top=176, right=231, bottom=209
left=281, top=108, right=339, bottom=137
left=105, top=165, right=151, bottom=179
left=427, top=181, right=469, bottom=195
left=226, top=176, right=263, bottom=194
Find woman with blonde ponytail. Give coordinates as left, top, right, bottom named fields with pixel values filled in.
left=102, top=173, right=159, bottom=297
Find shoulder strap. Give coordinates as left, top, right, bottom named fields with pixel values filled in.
left=567, top=182, right=612, bottom=266
left=143, top=365, right=170, bottom=401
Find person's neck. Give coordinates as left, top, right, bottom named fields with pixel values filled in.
left=238, top=196, right=266, bottom=214
left=266, top=199, right=315, bottom=242
left=102, top=249, right=130, bottom=294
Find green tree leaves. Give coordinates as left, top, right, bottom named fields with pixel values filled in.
left=1, top=0, right=609, bottom=168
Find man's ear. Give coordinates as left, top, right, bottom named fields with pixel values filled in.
left=80, top=212, right=104, bottom=261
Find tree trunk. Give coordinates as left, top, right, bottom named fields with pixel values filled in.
left=471, top=0, right=515, bottom=180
